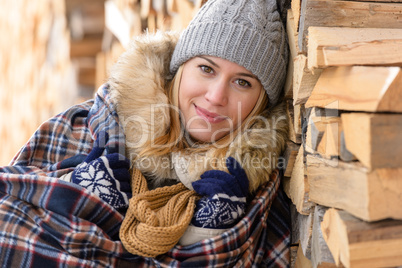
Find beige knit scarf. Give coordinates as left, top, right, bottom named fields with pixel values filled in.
left=119, top=168, right=199, bottom=257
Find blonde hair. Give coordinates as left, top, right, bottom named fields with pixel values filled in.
left=138, top=65, right=269, bottom=162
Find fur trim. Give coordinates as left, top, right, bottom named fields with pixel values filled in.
left=108, top=31, right=179, bottom=182
left=227, top=101, right=289, bottom=192
left=107, top=31, right=289, bottom=192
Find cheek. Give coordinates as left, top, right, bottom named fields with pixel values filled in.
left=179, top=68, right=194, bottom=101
left=178, top=73, right=200, bottom=119
left=178, top=79, right=192, bottom=110
left=236, top=91, right=261, bottom=121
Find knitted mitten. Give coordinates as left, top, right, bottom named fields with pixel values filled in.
left=191, top=157, right=249, bottom=229
left=71, top=132, right=132, bottom=210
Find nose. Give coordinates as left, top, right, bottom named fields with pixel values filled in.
left=205, top=79, right=228, bottom=106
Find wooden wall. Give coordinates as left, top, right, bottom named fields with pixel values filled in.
left=0, top=0, right=76, bottom=165
left=283, top=0, right=402, bottom=267
left=0, top=0, right=200, bottom=165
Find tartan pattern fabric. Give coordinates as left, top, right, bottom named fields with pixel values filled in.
left=0, top=173, right=133, bottom=267
left=4, top=84, right=126, bottom=177
left=0, top=84, right=290, bottom=267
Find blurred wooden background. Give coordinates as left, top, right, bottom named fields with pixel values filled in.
left=0, top=0, right=202, bottom=165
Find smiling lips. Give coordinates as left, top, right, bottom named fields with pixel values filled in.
left=194, top=104, right=227, bottom=123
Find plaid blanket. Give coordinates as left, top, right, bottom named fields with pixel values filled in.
left=0, top=84, right=290, bottom=267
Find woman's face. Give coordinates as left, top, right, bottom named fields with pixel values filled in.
left=179, top=56, right=263, bottom=143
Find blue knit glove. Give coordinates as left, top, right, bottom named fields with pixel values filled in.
left=71, top=132, right=132, bottom=210
left=191, top=157, right=249, bottom=229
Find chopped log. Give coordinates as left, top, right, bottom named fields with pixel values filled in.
left=176, top=0, right=196, bottom=28
left=291, top=204, right=314, bottom=259
left=284, top=63, right=293, bottom=101
left=95, top=37, right=125, bottom=90
left=166, top=0, right=179, bottom=14
left=290, top=204, right=344, bottom=268
left=126, top=3, right=143, bottom=37
left=67, top=2, right=105, bottom=40
left=284, top=10, right=296, bottom=99
left=311, top=206, right=339, bottom=267
left=70, top=36, right=103, bottom=58
left=291, top=0, right=301, bottom=31
left=140, top=0, right=152, bottom=18
left=283, top=146, right=315, bottom=215
left=316, top=117, right=342, bottom=158
left=96, top=52, right=107, bottom=90
left=299, top=107, right=357, bottom=172
left=74, top=57, right=96, bottom=87
left=147, top=10, right=157, bottom=33
left=305, top=118, right=325, bottom=155
left=67, top=0, right=108, bottom=8
left=308, top=27, right=402, bottom=69
left=287, top=9, right=301, bottom=60
left=105, top=0, right=132, bottom=49
left=306, top=117, right=342, bottom=156
left=306, top=66, right=402, bottom=112
left=341, top=0, right=402, bottom=2
left=305, top=107, right=340, bottom=155
left=290, top=245, right=299, bottom=268
left=339, top=131, right=356, bottom=162
left=285, top=8, right=303, bottom=100
left=298, top=0, right=402, bottom=52
left=307, top=155, right=402, bottom=221
left=295, top=243, right=313, bottom=268
left=283, top=140, right=301, bottom=178
left=286, top=100, right=302, bottom=144
left=293, top=103, right=303, bottom=143
left=341, top=113, right=402, bottom=169
left=293, top=54, right=322, bottom=106
left=152, top=0, right=164, bottom=12
left=321, top=208, right=402, bottom=268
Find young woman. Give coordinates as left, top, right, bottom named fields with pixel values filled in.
left=0, top=0, right=291, bottom=266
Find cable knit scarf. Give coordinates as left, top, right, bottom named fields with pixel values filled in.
left=119, top=168, right=199, bottom=257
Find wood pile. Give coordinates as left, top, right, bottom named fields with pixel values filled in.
left=283, top=0, right=402, bottom=267
left=66, top=0, right=106, bottom=100
left=0, top=0, right=75, bottom=165
left=0, top=0, right=205, bottom=165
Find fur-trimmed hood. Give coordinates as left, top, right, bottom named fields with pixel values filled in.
left=107, top=31, right=289, bottom=192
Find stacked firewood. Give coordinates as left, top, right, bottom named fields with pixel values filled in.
left=66, top=0, right=105, bottom=100
left=282, top=0, right=402, bottom=267
left=0, top=0, right=203, bottom=165
left=0, top=0, right=75, bottom=165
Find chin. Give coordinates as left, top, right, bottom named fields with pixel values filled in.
left=188, top=131, right=228, bottom=144
left=187, top=133, right=212, bottom=143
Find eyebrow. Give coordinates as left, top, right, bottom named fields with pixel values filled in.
left=198, top=56, right=219, bottom=67
left=197, top=56, right=259, bottom=80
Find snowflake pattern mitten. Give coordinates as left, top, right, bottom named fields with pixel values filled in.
left=191, top=157, right=249, bottom=229
left=71, top=132, right=132, bottom=210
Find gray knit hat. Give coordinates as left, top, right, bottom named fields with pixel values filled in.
left=170, top=0, right=288, bottom=106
